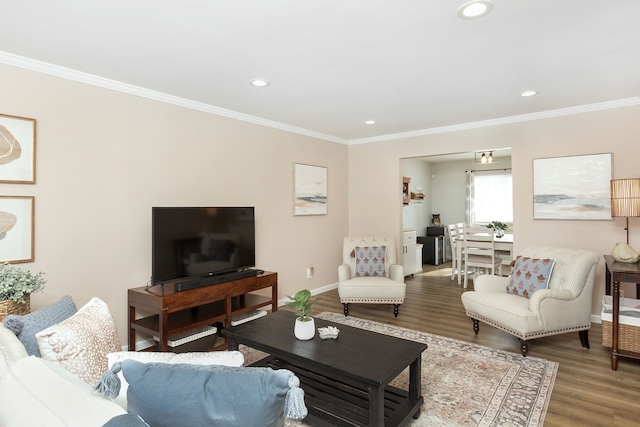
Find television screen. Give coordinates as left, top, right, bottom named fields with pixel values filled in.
left=151, top=207, right=256, bottom=285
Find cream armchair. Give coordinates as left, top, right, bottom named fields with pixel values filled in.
left=338, top=237, right=406, bottom=317
left=460, top=245, right=600, bottom=356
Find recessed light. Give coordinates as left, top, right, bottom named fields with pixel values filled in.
left=457, top=1, right=493, bottom=19
left=250, top=79, right=270, bottom=87
left=364, top=120, right=376, bottom=125
left=520, top=90, right=537, bottom=97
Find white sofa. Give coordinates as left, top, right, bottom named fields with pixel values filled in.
left=338, top=236, right=406, bottom=317
left=460, top=245, right=601, bottom=356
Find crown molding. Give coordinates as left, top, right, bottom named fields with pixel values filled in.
left=1, top=51, right=637, bottom=147
left=0, top=51, right=348, bottom=145
left=349, top=97, right=640, bottom=145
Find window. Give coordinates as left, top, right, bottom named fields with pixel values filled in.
left=473, top=172, right=513, bottom=224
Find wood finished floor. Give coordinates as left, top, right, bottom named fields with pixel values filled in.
left=305, top=263, right=640, bottom=427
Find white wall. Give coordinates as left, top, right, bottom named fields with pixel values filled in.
left=0, top=63, right=349, bottom=344
left=401, top=159, right=431, bottom=236
left=349, top=105, right=640, bottom=316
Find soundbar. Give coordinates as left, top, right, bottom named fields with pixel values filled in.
left=174, top=269, right=261, bottom=292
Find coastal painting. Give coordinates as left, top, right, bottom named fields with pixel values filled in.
left=533, top=153, right=611, bottom=220
left=294, top=163, right=327, bottom=216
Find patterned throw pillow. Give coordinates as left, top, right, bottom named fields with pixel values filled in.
left=354, top=246, right=387, bottom=277
left=36, top=297, right=121, bottom=384
left=506, top=256, right=556, bottom=298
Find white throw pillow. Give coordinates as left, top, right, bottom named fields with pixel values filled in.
left=0, top=356, right=126, bottom=426
left=0, top=323, right=28, bottom=371
left=106, top=350, right=245, bottom=407
left=36, top=297, right=121, bottom=384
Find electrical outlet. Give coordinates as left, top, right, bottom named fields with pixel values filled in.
left=306, top=267, right=314, bottom=279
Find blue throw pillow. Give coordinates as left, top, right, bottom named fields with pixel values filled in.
left=3, top=295, right=77, bottom=356
left=120, top=360, right=299, bottom=427
left=102, top=414, right=149, bottom=427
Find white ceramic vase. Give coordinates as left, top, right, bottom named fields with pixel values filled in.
left=294, top=317, right=315, bottom=340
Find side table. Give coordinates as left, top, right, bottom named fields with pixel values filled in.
left=603, top=255, right=640, bottom=370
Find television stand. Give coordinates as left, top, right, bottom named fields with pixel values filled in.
left=128, top=271, right=277, bottom=352
left=174, top=269, right=260, bottom=292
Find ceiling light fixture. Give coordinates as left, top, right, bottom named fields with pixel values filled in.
left=457, top=1, right=493, bottom=19
left=250, top=79, right=270, bottom=87
left=475, top=151, right=496, bottom=164
left=364, top=120, right=376, bottom=125
left=520, top=90, right=537, bottom=97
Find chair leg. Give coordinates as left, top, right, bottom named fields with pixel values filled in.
left=579, top=330, right=590, bottom=349
left=393, top=304, right=400, bottom=317
left=472, top=318, right=479, bottom=335
left=519, top=339, right=529, bottom=357
left=342, top=303, right=349, bottom=317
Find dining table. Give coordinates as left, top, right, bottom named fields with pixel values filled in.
left=456, top=233, right=514, bottom=285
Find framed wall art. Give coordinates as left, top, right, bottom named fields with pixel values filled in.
left=533, top=153, right=612, bottom=220
left=0, top=113, right=36, bottom=184
left=294, top=163, right=327, bottom=216
left=0, top=196, right=35, bottom=263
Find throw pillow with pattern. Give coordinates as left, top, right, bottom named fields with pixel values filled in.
left=354, top=246, right=387, bottom=277
left=506, top=256, right=556, bottom=298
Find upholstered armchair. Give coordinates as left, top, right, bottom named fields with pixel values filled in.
left=338, top=237, right=406, bottom=317
left=460, top=245, right=601, bottom=356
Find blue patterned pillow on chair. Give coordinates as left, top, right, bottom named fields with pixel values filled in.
left=354, top=246, right=387, bottom=277
left=506, top=256, right=555, bottom=298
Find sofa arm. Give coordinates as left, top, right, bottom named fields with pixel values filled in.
left=338, top=264, right=351, bottom=282
left=529, top=288, right=573, bottom=313
left=473, top=274, right=508, bottom=293
left=389, top=264, right=404, bottom=282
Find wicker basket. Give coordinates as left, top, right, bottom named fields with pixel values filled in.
left=0, top=294, right=30, bottom=322
left=601, top=295, right=640, bottom=353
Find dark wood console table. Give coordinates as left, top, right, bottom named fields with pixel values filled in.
left=603, top=255, right=640, bottom=370
left=128, top=271, right=277, bottom=352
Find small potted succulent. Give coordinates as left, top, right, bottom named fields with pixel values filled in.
left=485, top=221, right=508, bottom=237
left=0, top=263, right=46, bottom=320
left=285, top=289, right=318, bottom=340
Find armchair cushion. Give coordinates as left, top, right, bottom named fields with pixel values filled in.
left=506, top=256, right=556, bottom=298
left=354, top=246, right=387, bottom=277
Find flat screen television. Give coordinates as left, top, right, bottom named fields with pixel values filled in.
left=151, top=207, right=256, bottom=286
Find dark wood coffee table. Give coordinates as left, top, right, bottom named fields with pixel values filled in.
left=223, top=310, right=427, bottom=426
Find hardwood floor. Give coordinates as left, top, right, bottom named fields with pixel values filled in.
left=308, top=263, right=640, bottom=427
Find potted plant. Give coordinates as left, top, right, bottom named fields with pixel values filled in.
left=485, top=221, right=508, bottom=238
left=285, top=289, right=318, bottom=340
left=0, top=263, right=46, bottom=321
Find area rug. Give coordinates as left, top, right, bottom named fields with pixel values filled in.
left=240, top=312, right=558, bottom=427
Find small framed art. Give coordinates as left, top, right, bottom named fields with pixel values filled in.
left=0, top=196, right=35, bottom=263
left=0, top=113, right=36, bottom=184
left=294, top=163, right=328, bottom=216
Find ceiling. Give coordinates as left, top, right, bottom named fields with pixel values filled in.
left=1, top=0, right=639, bottom=144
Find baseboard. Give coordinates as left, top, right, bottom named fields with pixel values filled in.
left=277, top=282, right=338, bottom=307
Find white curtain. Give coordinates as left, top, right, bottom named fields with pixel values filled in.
left=465, top=170, right=474, bottom=226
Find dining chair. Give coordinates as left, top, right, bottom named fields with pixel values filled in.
left=446, top=223, right=464, bottom=282
left=461, top=226, right=502, bottom=288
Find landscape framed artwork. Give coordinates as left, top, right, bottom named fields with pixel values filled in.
left=294, top=163, right=327, bottom=216
left=533, top=153, right=612, bottom=220
left=0, top=196, right=35, bottom=263
left=0, top=113, right=36, bottom=184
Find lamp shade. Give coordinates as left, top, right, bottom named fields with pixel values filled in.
left=611, top=178, right=640, bottom=217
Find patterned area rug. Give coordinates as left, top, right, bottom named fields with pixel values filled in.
left=240, top=312, right=558, bottom=427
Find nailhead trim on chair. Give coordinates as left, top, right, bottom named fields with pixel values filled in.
left=340, top=298, right=404, bottom=304
left=466, top=311, right=591, bottom=340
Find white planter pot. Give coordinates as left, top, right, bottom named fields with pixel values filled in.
left=294, top=317, right=315, bottom=340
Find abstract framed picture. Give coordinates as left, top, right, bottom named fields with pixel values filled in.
left=0, top=113, right=36, bottom=184
left=0, top=196, right=35, bottom=263
left=294, top=163, right=327, bottom=216
left=533, top=153, right=612, bottom=220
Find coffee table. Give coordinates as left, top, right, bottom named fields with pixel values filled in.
left=223, top=310, right=427, bottom=426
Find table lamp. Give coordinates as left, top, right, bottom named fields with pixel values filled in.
left=611, top=178, right=640, bottom=245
